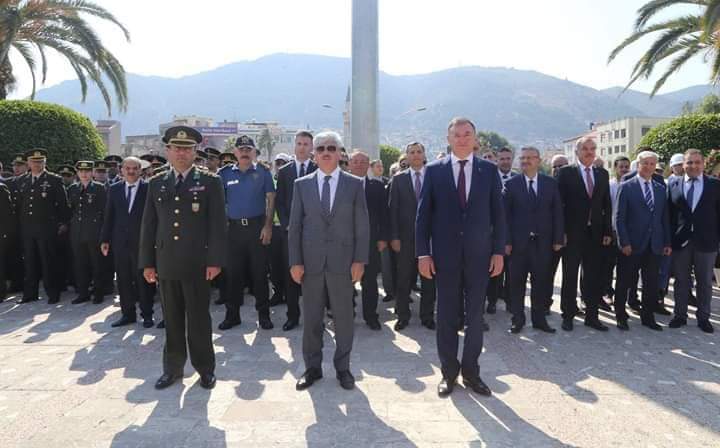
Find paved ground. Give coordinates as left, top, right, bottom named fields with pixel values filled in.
left=0, top=275, right=719, bottom=448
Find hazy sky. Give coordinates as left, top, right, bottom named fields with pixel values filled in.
left=8, top=0, right=710, bottom=98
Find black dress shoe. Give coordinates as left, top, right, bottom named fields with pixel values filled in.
left=698, top=320, right=715, bottom=333
left=382, top=295, right=394, bottom=303
left=283, top=319, right=299, bottom=331
left=367, top=320, right=382, bottom=331
left=641, top=320, right=663, bottom=331
left=438, top=377, right=455, bottom=397
left=421, top=320, right=436, bottom=330
left=486, top=303, right=496, bottom=314
left=655, top=306, right=671, bottom=316
left=561, top=319, right=573, bottom=331
left=199, top=373, right=216, bottom=389
left=394, top=319, right=409, bottom=331
left=532, top=323, right=556, bottom=333
left=598, top=300, right=612, bottom=312
left=218, top=318, right=241, bottom=330
left=296, top=368, right=323, bottom=391
left=71, top=296, right=90, bottom=305
left=259, top=316, right=274, bottom=330
left=669, top=317, right=687, bottom=328
left=143, top=319, right=154, bottom=329
left=336, top=370, right=355, bottom=390
left=17, top=296, right=39, bottom=304
left=617, top=320, right=629, bottom=331
left=463, top=376, right=492, bottom=396
left=156, top=320, right=165, bottom=329
left=155, top=373, right=180, bottom=390
left=584, top=319, right=609, bottom=332
left=111, top=316, right=137, bottom=328
left=509, top=323, right=523, bottom=334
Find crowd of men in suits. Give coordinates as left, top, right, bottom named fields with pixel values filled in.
left=0, top=116, right=717, bottom=397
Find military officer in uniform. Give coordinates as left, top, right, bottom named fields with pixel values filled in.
left=93, top=161, right=110, bottom=184
left=5, top=154, right=27, bottom=294
left=57, top=164, right=77, bottom=290
left=0, top=180, right=15, bottom=301
left=104, top=155, right=123, bottom=184
left=57, top=164, right=77, bottom=187
left=205, top=147, right=221, bottom=174
left=220, top=151, right=236, bottom=167
left=67, top=161, right=107, bottom=304
left=17, top=149, right=70, bottom=304
left=140, top=126, right=228, bottom=390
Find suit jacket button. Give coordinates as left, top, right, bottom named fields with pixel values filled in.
left=174, top=235, right=179, bottom=241
left=175, top=209, right=180, bottom=214
left=174, top=222, right=179, bottom=228
left=175, top=196, right=180, bottom=201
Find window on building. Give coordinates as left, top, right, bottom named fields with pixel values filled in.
left=608, top=131, right=613, bottom=141
left=641, top=126, right=651, bottom=136
left=621, top=144, right=626, bottom=153
left=614, top=130, right=620, bottom=139
left=621, top=128, right=626, bottom=138
left=615, top=145, right=620, bottom=154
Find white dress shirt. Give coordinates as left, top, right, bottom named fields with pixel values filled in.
left=410, top=167, right=425, bottom=196
left=296, top=159, right=310, bottom=178
left=450, top=153, right=472, bottom=200
left=609, top=178, right=620, bottom=230
left=316, top=167, right=341, bottom=209
left=125, top=181, right=140, bottom=212
left=639, top=177, right=655, bottom=205
left=499, top=169, right=513, bottom=187
left=683, top=174, right=704, bottom=212
left=524, top=174, right=538, bottom=195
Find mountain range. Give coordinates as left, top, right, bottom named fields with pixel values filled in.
left=32, top=53, right=720, bottom=147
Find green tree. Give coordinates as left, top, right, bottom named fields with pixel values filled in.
left=608, top=0, right=720, bottom=96
left=696, top=93, right=720, bottom=114
left=0, top=0, right=130, bottom=114
left=257, top=128, right=276, bottom=161
left=380, top=144, right=401, bottom=175
left=0, top=100, right=105, bottom=166
left=476, top=130, right=511, bottom=150
left=638, top=113, right=720, bottom=161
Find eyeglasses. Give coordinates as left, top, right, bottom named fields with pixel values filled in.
left=315, top=146, right=338, bottom=153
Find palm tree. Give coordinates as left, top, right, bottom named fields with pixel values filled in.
left=608, top=0, right=720, bottom=96
left=0, top=0, right=130, bottom=114
left=257, top=128, right=276, bottom=161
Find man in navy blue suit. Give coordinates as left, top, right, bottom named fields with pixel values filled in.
left=101, top=156, right=154, bottom=328
left=667, top=149, right=719, bottom=334
left=504, top=147, right=564, bottom=334
left=614, top=151, right=671, bottom=331
left=416, top=117, right=506, bottom=397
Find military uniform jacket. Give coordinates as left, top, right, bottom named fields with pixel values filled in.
left=17, top=171, right=70, bottom=239
left=0, top=182, right=15, bottom=242
left=139, top=166, right=228, bottom=280
left=68, top=181, right=107, bottom=244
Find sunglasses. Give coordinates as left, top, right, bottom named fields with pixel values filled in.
left=315, top=146, right=338, bottom=153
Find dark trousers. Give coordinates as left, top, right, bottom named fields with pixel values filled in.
left=57, top=233, right=74, bottom=289
left=509, top=240, right=552, bottom=327
left=282, top=230, right=302, bottom=321
left=269, top=224, right=285, bottom=299
left=115, top=250, right=153, bottom=320
left=672, top=242, right=715, bottom=322
left=100, top=247, right=115, bottom=295
left=486, top=257, right=510, bottom=306
left=226, top=218, right=269, bottom=320
left=158, top=278, right=215, bottom=376
left=360, top=244, right=381, bottom=323
left=72, top=240, right=103, bottom=300
left=0, top=238, right=6, bottom=300
left=23, top=235, right=61, bottom=301
left=615, top=247, right=660, bottom=322
left=547, top=248, right=563, bottom=310
left=380, top=248, right=395, bottom=299
left=6, top=234, right=23, bottom=291
left=395, top=242, right=435, bottom=322
left=436, top=260, right=488, bottom=380
left=561, top=231, right=604, bottom=321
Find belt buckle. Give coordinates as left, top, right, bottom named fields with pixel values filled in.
left=241, top=218, right=248, bottom=226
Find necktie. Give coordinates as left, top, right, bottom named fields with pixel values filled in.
left=127, top=184, right=135, bottom=211
left=176, top=173, right=184, bottom=188
left=457, top=160, right=468, bottom=209
left=503, top=174, right=508, bottom=180
left=414, top=171, right=422, bottom=202
left=299, top=162, right=306, bottom=178
left=585, top=167, right=594, bottom=198
left=529, top=179, right=537, bottom=203
left=644, top=181, right=654, bottom=211
left=32, top=176, right=37, bottom=185
left=687, top=178, right=696, bottom=211
left=321, top=175, right=331, bottom=216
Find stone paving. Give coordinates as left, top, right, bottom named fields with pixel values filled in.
left=0, top=277, right=719, bottom=447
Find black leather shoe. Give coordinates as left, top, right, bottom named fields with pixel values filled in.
left=155, top=373, right=180, bottom=390
left=111, top=316, right=137, bottom=328
left=421, top=320, right=436, bottom=330
left=283, top=319, right=299, bottom=331
left=382, top=295, right=394, bottom=303
left=438, top=377, right=455, bottom=397
left=584, top=319, right=609, bottom=332
left=669, top=317, right=687, bottom=328
left=617, top=320, right=629, bottom=331
left=486, top=303, right=496, bottom=314
left=17, top=296, right=39, bottom=304
left=218, top=318, right=241, bottom=330
left=259, top=316, right=274, bottom=330
left=156, top=320, right=165, bottom=329
left=598, top=300, right=612, bottom=312
left=641, top=320, right=662, bottom=331
left=509, top=323, right=523, bottom=334
left=199, top=373, right=216, bottom=389
left=336, top=370, right=355, bottom=390
left=367, top=320, right=382, bottom=331
left=394, top=319, right=409, bottom=331
left=143, top=319, right=154, bottom=329
left=655, top=306, right=671, bottom=316
left=296, top=368, right=323, bottom=391
left=561, top=319, right=573, bottom=331
left=532, top=323, right=556, bottom=333
left=698, top=320, right=715, bottom=333
left=463, top=376, right=492, bottom=396
left=71, top=296, right=90, bottom=305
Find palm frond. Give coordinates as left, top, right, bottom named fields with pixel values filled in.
left=635, top=0, right=707, bottom=30
left=608, top=15, right=701, bottom=63
left=11, top=40, right=37, bottom=98
left=651, top=42, right=706, bottom=94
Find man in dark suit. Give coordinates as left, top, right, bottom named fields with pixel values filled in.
left=504, top=147, right=563, bottom=334
left=17, top=149, right=70, bottom=304
left=275, top=130, right=317, bottom=331
left=3, top=154, right=26, bottom=295
left=67, top=161, right=107, bottom=305
left=557, top=137, right=613, bottom=332
left=140, top=126, right=228, bottom=390
left=614, top=151, right=672, bottom=331
left=667, top=149, right=719, bottom=334
left=102, top=156, right=154, bottom=328
left=389, top=142, right=436, bottom=331
left=0, top=180, right=14, bottom=302
left=417, top=117, right=505, bottom=397
left=349, top=150, right=389, bottom=330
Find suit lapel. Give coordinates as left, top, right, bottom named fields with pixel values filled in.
left=309, top=172, right=327, bottom=223
left=575, top=164, right=591, bottom=200
left=466, top=157, right=482, bottom=208
left=443, top=157, right=462, bottom=211
left=119, top=181, right=130, bottom=212
left=403, top=171, right=417, bottom=209
left=328, top=171, right=346, bottom=220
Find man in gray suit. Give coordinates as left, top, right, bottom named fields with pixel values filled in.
left=288, top=131, right=370, bottom=391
